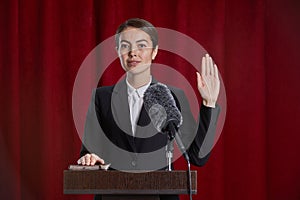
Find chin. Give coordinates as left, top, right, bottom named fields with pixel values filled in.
left=128, top=65, right=150, bottom=75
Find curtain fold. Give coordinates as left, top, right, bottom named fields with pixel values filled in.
left=0, top=0, right=299, bottom=200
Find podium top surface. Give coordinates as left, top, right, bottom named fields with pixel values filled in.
left=64, top=170, right=197, bottom=195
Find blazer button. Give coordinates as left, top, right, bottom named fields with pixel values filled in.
left=131, top=160, right=136, bottom=167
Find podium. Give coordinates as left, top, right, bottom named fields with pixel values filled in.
left=64, top=170, right=197, bottom=200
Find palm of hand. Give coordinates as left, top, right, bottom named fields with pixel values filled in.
left=197, top=54, right=220, bottom=108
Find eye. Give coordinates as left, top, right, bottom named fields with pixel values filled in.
left=137, top=43, right=147, bottom=49
left=120, top=43, right=129, bottom=49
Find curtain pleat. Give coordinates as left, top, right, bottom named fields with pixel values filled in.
left=0, top=0, right=299, bottom=200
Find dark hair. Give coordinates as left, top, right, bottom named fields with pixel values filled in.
left=115, top=18, right=158, bottom=48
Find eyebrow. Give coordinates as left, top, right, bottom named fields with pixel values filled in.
left=136, top=39, right=149, bottom=44
left=120, top=39, right=149, bottom=44
left=120, top=40, right=130, bottom=44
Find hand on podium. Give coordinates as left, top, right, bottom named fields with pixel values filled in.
left=77, top=153, right=105, bottom=166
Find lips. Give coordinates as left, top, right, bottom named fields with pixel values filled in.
left=127, top=60, right=141, bottom=67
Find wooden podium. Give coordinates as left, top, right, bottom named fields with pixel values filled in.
left=64, top=170, right=197, bottom=200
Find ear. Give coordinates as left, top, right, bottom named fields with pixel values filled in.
left=151, top=46, right=158, bottom=60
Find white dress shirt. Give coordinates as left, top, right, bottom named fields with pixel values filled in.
left=126, top=77, right=152, bottom=136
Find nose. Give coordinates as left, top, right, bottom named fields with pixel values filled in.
left=128, top=48, right=138, bottom=57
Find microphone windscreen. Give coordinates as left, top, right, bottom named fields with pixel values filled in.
left=147, top=103, right=167, bottom=132
left=143, top=83, right=183, bottom=131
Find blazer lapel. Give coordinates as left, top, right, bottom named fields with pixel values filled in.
left=111, top=79, right=134, bottom=136
left=135, top=78, right=160, bottom=138
left=136, top=78, right=158, bottom=128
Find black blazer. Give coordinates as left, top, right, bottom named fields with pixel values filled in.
left=80, top=78, right=220, bottom=170
left=80, top=79, right=220, bottom=200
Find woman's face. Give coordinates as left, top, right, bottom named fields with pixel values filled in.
left=117, top=27, right=158, bottom=75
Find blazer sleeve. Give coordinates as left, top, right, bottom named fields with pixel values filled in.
left=187, top=104, right=220, bottom=166
left=79, top=90, right=95, bottom=157
left=175, top=89, right=221, bottom=166
left=79, top=89, right=105, bottom=158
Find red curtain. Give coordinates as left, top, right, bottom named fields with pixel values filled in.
left=1, top=0, right=300, bottom=200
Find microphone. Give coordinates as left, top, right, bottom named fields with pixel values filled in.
left=144, top=83, right=193, bottom=200
left=143, top=83, right=182, bottom=135
left=143, top=83, right=189, bottom=160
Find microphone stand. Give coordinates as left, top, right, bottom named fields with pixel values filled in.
left=175, top=130, right=192, bottom=200
left=165, top=140, right=174, bottom=171
left=164, top=122, right=193, bottom=200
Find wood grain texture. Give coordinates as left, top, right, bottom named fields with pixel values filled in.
left=64, top=170, right=197, bottom=195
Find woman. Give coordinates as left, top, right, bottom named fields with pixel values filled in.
left=77, top=18, right=220, bottom=200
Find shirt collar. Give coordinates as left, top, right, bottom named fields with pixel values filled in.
left=126, top=76, right=152, bottom=98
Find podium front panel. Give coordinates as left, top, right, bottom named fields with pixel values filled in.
left=64, top=170, right=197, bottom=195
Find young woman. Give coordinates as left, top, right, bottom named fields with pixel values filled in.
left=77, top=18, right=220, bottom=200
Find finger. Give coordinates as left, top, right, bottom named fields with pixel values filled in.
left=98, top=158, right=105, bottom=165
left=90, top=156, right=96, bottom=166
left=196, top=72, right=204, bottom=88
left=77, top=158, right=82, bottom=165
left=214, top=64, right=219, bottom=80
left=81, top=157, right=85, bottom=165
left=206, top=54, right=210, bottom=76
left=209, top=56, right=214, bottom=76
left=201, top=56, right=205, bottom=76
left=85, top=154, right=91, bottom=165
left=196, top=71, right=200, bottom=81
left=91, top=153, right=105, bottom=165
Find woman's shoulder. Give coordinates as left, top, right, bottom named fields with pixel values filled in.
left=166, top=84, right=185, bottom=97
left=95, top=85, right=115, bottom=92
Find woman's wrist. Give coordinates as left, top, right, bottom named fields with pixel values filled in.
left=202, top=99, right=216, bottom=108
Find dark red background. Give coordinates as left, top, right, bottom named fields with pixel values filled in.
left=1, top=0, right=300, bottom=200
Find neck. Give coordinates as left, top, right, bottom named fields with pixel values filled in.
left=127, top=71, right=151, bottom=89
